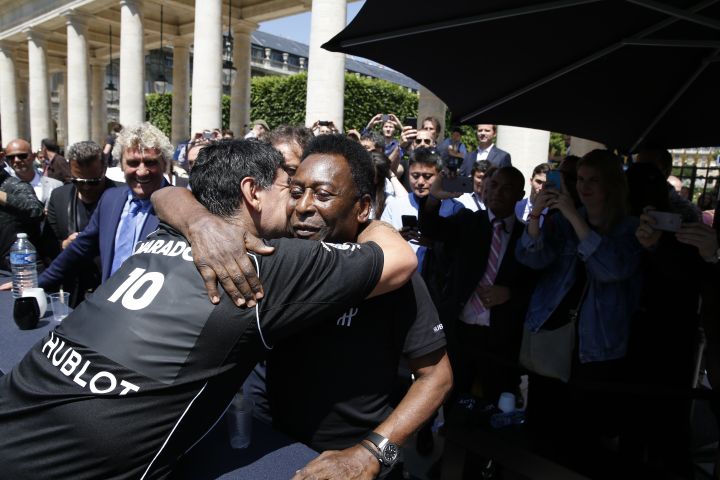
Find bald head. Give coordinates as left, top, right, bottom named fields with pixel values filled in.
left=5, top=138, right=35, bottom=181
left=6, top=139, right=31, bottom=153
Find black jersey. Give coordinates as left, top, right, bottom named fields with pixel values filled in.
left=267, top=272, right=446, bottom=451
left=0, top=225, right=382, bottom=480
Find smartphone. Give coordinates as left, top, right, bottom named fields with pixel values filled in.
left=442, top=176, right=473, bottom=193
left=382, top=114, right=389, bottom=123
left=401, top=215, right=418, bottom=228
left=318, top=120, right=331, bottom=127
left=403, top=117, right=417, bottom=129
left=647, top=211, right=682, bottom=232
left=202, top=130, right=213, bottom=140
left=546, top=170, right=563, bottom=191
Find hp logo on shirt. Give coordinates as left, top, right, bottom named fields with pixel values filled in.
left=336, top=308, right=359, bottom=327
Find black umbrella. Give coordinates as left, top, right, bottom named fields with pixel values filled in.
left=323, top=0, right=720, bottom=152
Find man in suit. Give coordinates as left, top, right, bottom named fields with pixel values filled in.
left=40, top=141, right=118, bottom=306
left=460, top=124, right=512, bottom=176
left=420, top=166, right=534, bottom=404
left=36, top=123, right=170, bottom=292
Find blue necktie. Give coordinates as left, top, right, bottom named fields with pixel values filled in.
left=111, top=199, right=146, bottom=275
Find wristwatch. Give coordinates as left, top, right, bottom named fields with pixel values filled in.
left=361, top=431, right=400, bottom=471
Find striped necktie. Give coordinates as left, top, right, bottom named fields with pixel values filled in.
left=465, top=219, right=504, bottom=323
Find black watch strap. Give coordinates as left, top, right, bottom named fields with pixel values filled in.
left=360, top=440, right=382, bottom=465
left=364, top=431, right=388, bottom=451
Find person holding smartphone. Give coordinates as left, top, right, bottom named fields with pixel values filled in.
left=516, top=150, right=643, bottom=475
left=381, top=148, right=463, bottom=273
left=514, top=163, right=550, bottom=223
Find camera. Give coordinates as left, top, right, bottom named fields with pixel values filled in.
left=318, top=121, right=331, bottom=127
left=202, top=130, right=213, bottom=140
left=381, top=114, right=389, bottom=123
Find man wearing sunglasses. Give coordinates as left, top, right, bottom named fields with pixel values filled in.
left=0, top=148, right=44, bottom=271
left=5, top=138, right=63, bottom=207
left=29, top=124, right=170, bottom=296
left=39, top=141, right=118, bottom=306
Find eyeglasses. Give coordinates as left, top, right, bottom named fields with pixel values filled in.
left=414, top=138, right=433, bottom=145
left=6, top=153, right=29, bottom=160
left=124, top=159, right=160, bottom=169
left=71, top=177, right=104, bottom=186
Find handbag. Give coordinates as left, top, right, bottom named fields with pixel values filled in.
left=519, top=279, right=588, bottom=383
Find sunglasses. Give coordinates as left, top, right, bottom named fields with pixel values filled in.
left=414, top=138, right=433, bottom=145
left=6, top=153, right=29, bottom=160
left=124, top=159, right=160, bottom=169
left=71, top=177, right=104, bottom=186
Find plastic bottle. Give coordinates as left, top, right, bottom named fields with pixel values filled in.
left=10, top=233, right=38, bottom=298
left=489, top=409, right=525, bottom=429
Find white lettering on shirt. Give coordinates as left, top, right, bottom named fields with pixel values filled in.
left=39, top=333, right=140, bottom=395
left=134, top=238, right=193, bottom=262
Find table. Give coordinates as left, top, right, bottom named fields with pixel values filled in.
left=0, top=288, right=318, bottom=479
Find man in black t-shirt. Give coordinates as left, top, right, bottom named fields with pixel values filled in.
left=0, top=140, right=416, bottom=480
left=160, top=135, right=452, bottom=480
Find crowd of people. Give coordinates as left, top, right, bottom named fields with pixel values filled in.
left=0, top=113, right=718, bottom=479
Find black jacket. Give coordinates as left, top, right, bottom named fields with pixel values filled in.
left=0, top=170, right=44, bottom=271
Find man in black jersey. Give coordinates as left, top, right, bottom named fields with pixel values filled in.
left=154, top=135, right=453, bottom=480
left=0, top=140, right=416, bottom=480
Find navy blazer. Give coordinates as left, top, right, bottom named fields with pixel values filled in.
left=460, top=146, right=512, bottom=176
left=39, top=184, right=166, bottom=289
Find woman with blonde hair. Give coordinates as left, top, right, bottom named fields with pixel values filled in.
left=516, top=149, right=643, bottom=475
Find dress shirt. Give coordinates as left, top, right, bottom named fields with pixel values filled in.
left=458, top=192, right=485, bottom=212
left=461, top=209, right=514, bottom=327
left=476, top=144, right=494, bottom=161
left=112, top=190, right=153, bottom=273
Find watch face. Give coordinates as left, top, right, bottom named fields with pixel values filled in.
left=382, top=443, right=399, bottom=464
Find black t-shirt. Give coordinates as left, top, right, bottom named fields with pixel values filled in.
left=266, top=272, right=446, bottom=451
left=0, top=225, right=382, bottom=480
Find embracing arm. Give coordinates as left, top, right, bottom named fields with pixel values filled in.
left=357, top=220, right=417, bottom=298
left=151, top=187, right=273, bottom=307
left=293, top=350, right=452, bottom=480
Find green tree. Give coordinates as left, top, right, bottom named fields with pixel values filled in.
left=145, top=93, right=172, bottom=137
left=146, top=73, right=420, bottom=138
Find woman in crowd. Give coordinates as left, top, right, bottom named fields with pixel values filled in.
left=516, top=149, right=643, bottom=476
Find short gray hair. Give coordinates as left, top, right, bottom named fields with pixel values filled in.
left=112, top=122, right=174, bottom=165
left=66, top=141, right=102, bottom=167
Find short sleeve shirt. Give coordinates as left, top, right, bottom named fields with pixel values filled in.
left=0, top=226, right=383, bottom=479
left=267, top=272, right=446, bottom=451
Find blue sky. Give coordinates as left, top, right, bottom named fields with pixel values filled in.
left=258, top=1, right=364, bottom=45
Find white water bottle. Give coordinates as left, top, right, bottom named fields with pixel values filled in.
left=10, top=233, right=38, bottom=298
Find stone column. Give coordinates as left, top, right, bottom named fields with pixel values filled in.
left=230, top=21, right=256, bottom=137
left=57, top=71, right=68, bottom=148
left=568, top=136, right=605, bottom=157
left=496, top=125, right=551, bottom=188
left=119, top=0, right=145, bottom=127
left=190, top=0, right=222, bottom=133
left=91, top=61, right=107, bottom=145
left=418, top=86, right=447, bottom=141
left=26, top=29, right=52, bottom=149
left=171, top=38, right=190, bottom=145
left=65, top=11, right=92, bottom=145
left=16, top=76, right=29, bottom=140
left=305, top=0, right=346, bottom=128
left=0, top=43, right=20, bottom=144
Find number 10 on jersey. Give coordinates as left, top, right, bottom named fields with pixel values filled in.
left=108, top=268, right=166, bottom=310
